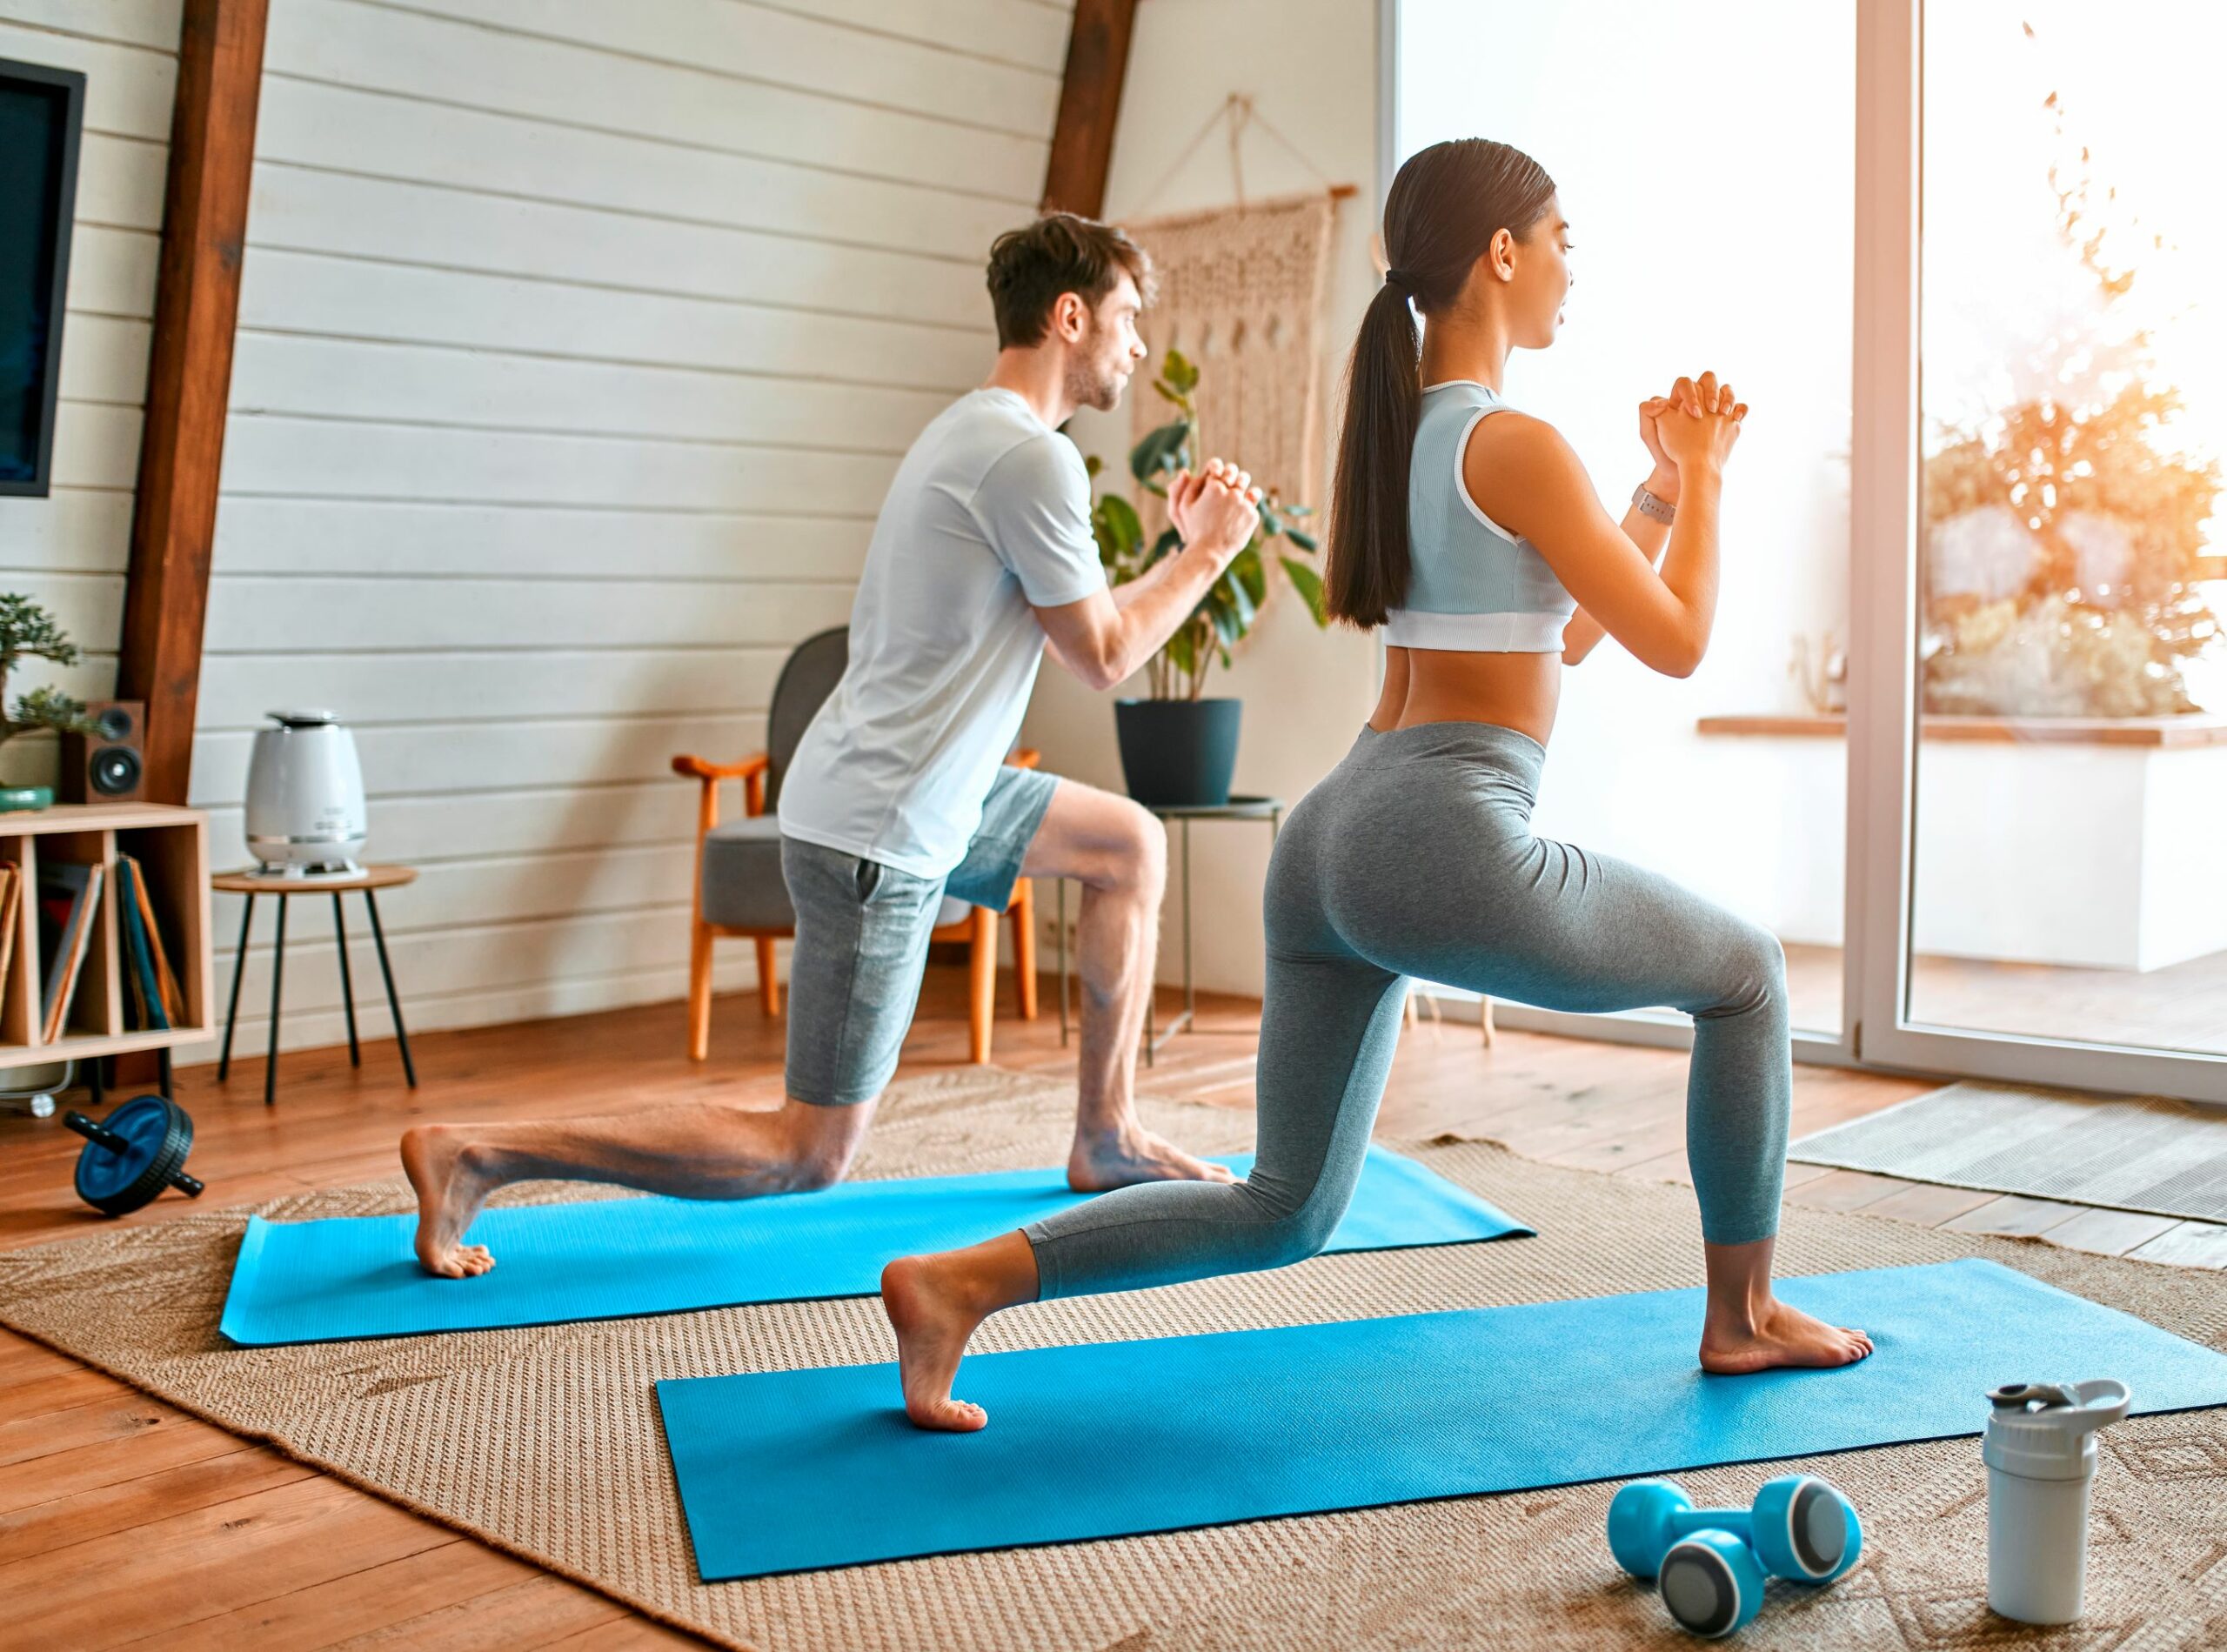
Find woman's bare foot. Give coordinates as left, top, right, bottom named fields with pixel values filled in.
left=881, top=1254, right=994, bottom=1431
left=1700, top=1296, right=1874, bottom=1374
left=400, top=1125, right=501, bottom=1279
left=1068, top=1124, right=1237, bottom=1192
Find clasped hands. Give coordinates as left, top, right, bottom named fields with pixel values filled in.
left=1167, top=457, right=1265, bottom=565
left=1639, top=371, right=1749, bottom=494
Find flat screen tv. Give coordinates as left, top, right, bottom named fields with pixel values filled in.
left=0, top=57, right=85, bottom=498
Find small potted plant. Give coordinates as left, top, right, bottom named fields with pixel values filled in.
left=0, top=594, right=105, bottom=812
left=1089, top=348, right=1328, bottom=806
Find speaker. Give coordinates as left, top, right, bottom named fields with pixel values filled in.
left=60, top=699, right=145, bottom=805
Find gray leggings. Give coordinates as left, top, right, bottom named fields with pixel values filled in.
left=1023, top=721, right=1791, bottom=1301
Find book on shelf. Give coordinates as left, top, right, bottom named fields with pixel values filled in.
left=116, top=856, right=170, bottom=1033
left=121, top=853, right=184, bottom=1027
left=37, top=861, right=104, bottom=1044
left=0, top=865, right=18, bottom=1027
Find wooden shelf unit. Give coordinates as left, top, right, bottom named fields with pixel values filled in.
left=0, top=803, right=214, bottom=1063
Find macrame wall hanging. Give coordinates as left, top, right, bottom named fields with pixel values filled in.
left=1121, top=95, right=1350, bottom=519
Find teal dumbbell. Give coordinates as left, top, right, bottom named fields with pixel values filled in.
left=1608, top=1475, right=1863, bottom=1637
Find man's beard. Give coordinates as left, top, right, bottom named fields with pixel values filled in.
left=1065, top=353, right=1127, bottom=413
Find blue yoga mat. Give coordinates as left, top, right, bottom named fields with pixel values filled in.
left=657, top=1257, right=2227, bottom=1581
left=218, top=1146, right=1529, bottom=1346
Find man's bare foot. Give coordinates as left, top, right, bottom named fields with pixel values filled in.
left=1700, top=1296, right=1874, bottom=1374
left=882, top=1254, right=993, bottom=1432
left=1068, top=1125, right=1237, bottom=1192
left=400, top=1125, right=501, bottom=1280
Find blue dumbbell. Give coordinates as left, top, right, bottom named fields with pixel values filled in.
left=1608, top=1475, right=1863, bottom=1638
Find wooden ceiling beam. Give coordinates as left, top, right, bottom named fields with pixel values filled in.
left=117, top=0, right=269, bottom=805
left=1040, top=0, right=1138, bottom=218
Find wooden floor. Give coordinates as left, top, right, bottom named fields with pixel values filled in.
left=1780, top=940, right=2227, bottom=1059
left=3, top=969, right=2223, bottom=1649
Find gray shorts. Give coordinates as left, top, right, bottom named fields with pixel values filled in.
left=779, top=765, right=1059, bottom=1106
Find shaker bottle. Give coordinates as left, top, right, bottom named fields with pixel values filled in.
left=1983, top=1379, right=2130, bottom=1624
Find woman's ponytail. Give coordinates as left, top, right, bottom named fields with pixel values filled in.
left=1324, top=282, right=1423, bottom=627
left=1322, top=139, right=1558, bottom=629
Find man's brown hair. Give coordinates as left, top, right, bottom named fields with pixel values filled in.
left=986, top=213, right=1154, bottom=350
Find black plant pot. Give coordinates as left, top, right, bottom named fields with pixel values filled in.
left=1114, top=698, right=1241, bottom=808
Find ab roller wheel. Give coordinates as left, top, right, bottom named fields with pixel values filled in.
left=64, top=1095, right=204, bottom=1216
left=1608, top=1475, right=1863, bottom=1637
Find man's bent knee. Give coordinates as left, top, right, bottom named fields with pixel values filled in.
left=1108, top=799, right=1166, bottom=897
left=779, top=1102, right=871, bottom=1191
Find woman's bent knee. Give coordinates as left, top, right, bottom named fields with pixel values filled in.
left=1696, top=923, right=1787, bottom=1022
left=1253, top=1201, right=1342, bottom=1271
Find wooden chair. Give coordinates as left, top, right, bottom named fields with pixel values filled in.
left=672, top=627, right=1038, bottom=1065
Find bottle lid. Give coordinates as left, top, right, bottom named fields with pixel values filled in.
left=1983, top=1379, right=2131, bottom=1479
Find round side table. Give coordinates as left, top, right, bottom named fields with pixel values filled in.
left=212, top=865, right=418, bottom=1106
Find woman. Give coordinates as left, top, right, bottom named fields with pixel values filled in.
left=882, top=138, right=1872, bottom=1432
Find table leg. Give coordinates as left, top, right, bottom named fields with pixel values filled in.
left=88, top=1058, right=104, bottom=1110
left=217, top=893, right=254, bottom=1080
left=1181, top=816, right=1194, bottom=1028
left=1056, top=877, right=1068, bottom=1047
left=264, top=896, right=287, bottom=1108
left=158, top=1047, right=172, bottom=1098
left=365, top=889, right=418, bottom=1088
left=331, top=893, right=361, bottom=1067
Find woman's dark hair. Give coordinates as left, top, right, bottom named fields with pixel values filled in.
left=1325, top=139, right=1557, bottom=627
left=986, top=214, right=1155, bottom=350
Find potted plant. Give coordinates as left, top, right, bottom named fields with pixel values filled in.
left=1087, top=348, right=1328, bottom=806
left=0, top=594, right=105, bottom=812
left=1920, top=76, right=2221, bottom=719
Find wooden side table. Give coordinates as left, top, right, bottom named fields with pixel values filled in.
left=212, top=865, right=418, bottom=1106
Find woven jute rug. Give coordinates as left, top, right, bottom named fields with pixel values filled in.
left=5, top=1067, right=2226, bottom=1651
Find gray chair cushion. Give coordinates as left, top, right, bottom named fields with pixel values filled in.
left=700, top=812, right=979, bottom=933
left=700, top=814, right=794, bottom=931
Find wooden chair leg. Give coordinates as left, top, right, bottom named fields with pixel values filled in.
left=1010, top=877, right=1038, bottom=1020
left=687, top=920, right=715, bottom=1062
left=966, top=905, right=996, bottom=1065
left=1481, top=995, right=1496, bottom=1048
left=755, top=935, right=781, bottom=1019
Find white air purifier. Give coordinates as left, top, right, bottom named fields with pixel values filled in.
left=243, top=709, right=368, bottom=879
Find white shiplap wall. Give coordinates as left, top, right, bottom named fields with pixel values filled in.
left=190, top=0, right=1075, bottom=1058
left=0, top=0, right=181, bottom=784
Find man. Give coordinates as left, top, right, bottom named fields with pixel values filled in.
left=405, top=214, right=1264, bottom=1276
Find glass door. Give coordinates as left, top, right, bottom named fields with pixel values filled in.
left=1853, top=0, right=2227, bottom=1101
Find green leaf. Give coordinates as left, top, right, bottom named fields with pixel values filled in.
left=1281, top=556, right=1329, bottom=626
left=1129, top=421, right=1190, bottom=485
left=9, top=686, right=101, bottom=738
left=1164, top=625, right=1196, bottom=686
left=1162, top=346, right=1200, bottom=395
left=1146, top=526, right=1183, bottom=568
left=1084, top=452, right=1103, bottom=479
left=1231, top=544, right=1267, bottom=608
left=0, top=594, right=80, bottom=668
left=1282, top=501, right=1314, bottom=517
left=1209, top=591, right=1245, bottom=647
left=1097, top=493, right=1142, bottom=555
left=1284, top=526, right=1318, bottom=553
left=1259, top=504, right=1282, bottom=538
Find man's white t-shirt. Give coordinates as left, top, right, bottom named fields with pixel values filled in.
left=778, top=388, right=1107, bottom=879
